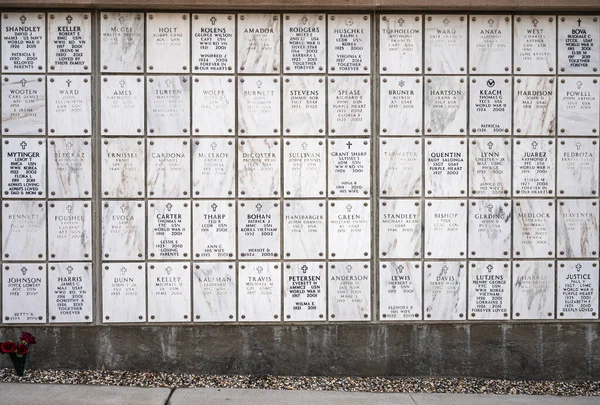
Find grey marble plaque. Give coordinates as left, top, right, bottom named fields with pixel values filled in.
left=379, top=261, right=422, bottom=320
left=283, top=200, right=326, bottom=259
left=514, top=76, right=556, bottom=135
left=328, top=14, right=371, bottom=74
left=512, top=261, right=555, bottom=320
left=380, top=76, right=422, bottom=135
left=469, top=77, right=512, bottom=135
left=2, top=263, right=46, bottom=324
left=328, top=139, right=370, bottom=197
left=469, top=15, right=512, bottom=74
left=380, top=15, right=422, bottom=74
left=148, top=200, right=191, bottom=259
left=379, top=138, right=422, bottom=197
left=101, top=138, right=145, bottom=198
left=2, top=201, right=46, bottom=261
left=284, top=262, right=326, bottom=321
left=147, top=76, right=190, bottom=135
left=102, top=201, right=145, bottom=260
left=513, top=138, right=555, bottom=196
left=147, top=262, right=191, bottom=322
left=425, top=76, right=467, bottom=135
left=425, top=138, right=467, bottom=197
left=238, top=76, right=281, bottom=135
left=238, top=200, right=280, bottom=259
left=557, top=138, right=598, bottom=197
left=101, top=76, right=144, bottom=135
left=2, top=75, right=46, bottom=135
left=48, top=262, right=92, bottom=323
left=513, top=199, right=555, bottom=258
left=328, top=76, right=371, bottom=135
left=193, top=262, right=236, bottom=322
left=557, top=199, right=599, bottom=258
left=379, top=199, right=421, bottom=259
left=468, top=261, right=510, bottom=320
left=238, top=13, right=281, bottom=73
left=192, top=76, right=235, bottom=135
left=424, top=261, right=466, bottom=320
left=146, top=13, right=190, bottom=73
left=283, top=76, right=326, bottom=135
left=558, top=77, right=600, bottom=135
left=238, top=138, right=281, bottom=197
left=424, top=199, right=467, bottom=259
left=283, top=14, right=326, bottom=73
left=47, top=75, right=92, bottom=135
left=48, top=200, right=92, bottom=261
left=468, top=200, right=511, bottom=259
left=2, top=12, right=45, bottom=72
left=147, top=138, right=190, bottom=198
left=192, top=138, right=235, bottom=198
left=192, top=14, right=235, bottom=73
left=100, top=12, right=144, bottom=72
left=514, top=16, right=556, bottom=74
left=424, top=14, right=467, bottom=74
left=557, top=261, right=599, bottom=319
left=238, top=262, right=281, bottom=321
left=328, top=200, right=371, bottom=259
left=193, top=200, right=235, bottom=259
left=2, top=138, right=46, bottom=198
left=469, top=138, right=511, bottom=196
left=48, top=12, right=92, bottom=72
left=328, top=262, right=371, bottom=321
left=102, top=262, right=146, bottom=323
left=558, top=16, right=599, bottom=74
left=284, top=138, right=326, bottom=197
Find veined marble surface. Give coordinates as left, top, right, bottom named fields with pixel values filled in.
left=514, top=76, right=556, bottom=136
left=147, top=262, right=191, bottom=322
left=513, top=199, right=556, bottom=258
left=102, top=201, right=145, bottom=260
left=380, top=76, right=423, bottom=135
left=147, top=200, right=191, bottom=259
left=328, top=138, right=370, bottom=197
left=513, top=138, right=555, bottom=196
left=47, top=75, right=92, bottom=135
left=238, top=200, right=280, bottom=260
left=193, top=138, right=235, bottom=198
left=2, top=201, right=46, bottom=261
left=283, top=14, right=326, bottom=73
left=192, top=14, right=235, bottom=73
left=514, top=15, right=556, bottom=74
left=380, top=137, right=422, bottom=197
left=48, top=12, right=92, bottom=73
left=469, top=77, right=512, bottom=135
left=558, top=16, right=599, bottom=74
left=193, top=262, right=236, bottom=322
left=557, top=261, right=599, bottom=320
left=468, top=200, right=511, bottom=259
left=283, top=261, right=326, bottom=321
left=380, top=15, right=422, bottom=74
left=557, top=77, right=599, bottom=136
left=379, top=261, right=422, bottom=320
left=146, top=76, right=190, bottom=135
left=557, top=199, right=599, bottom=258
left=557, top=138, right=598, bottom=197
left=100, top=12, right=144, bottom=72
left=468, top=261, right=510, bottom=320
left=193, top=200, right=236, bottom=260
left=424, top=261, right=466, bottom=320
left=2, top=12, right=45, bottom=72
left=101, top=75, right=144, bottom=135
left=193, top=76, right=235, bottom=135
left=2, top=75, right=46, bottom=135
left=379, top=199, right=421, bottom=259
left=48, top=262, right=92, bottom=323
left=237, top=13, right=280, bottom=73
left=328, top=262, right=371, bottom=321
left=146, top=138, right=190, bottom=198
left=284, top=138, right=326, bottom=198
left=424, top=14, right=467, bottom=74
left=238, top=262, right=281, bottom=322
left=469, top=15, right=512, bottom=74
left=284, top=200, right=326, bottom=259
left=283, top=76, right=326, bottom=135
left=2, top=138, right=46, bottom=198
left=48, top=200, right=91, bottom=261
left=469, top=138, right=511, bottom=196
left=424, top=199, right=466, bottom=259
left=425, top=138, right=467, bottom=197
left=425, top=76, right=467, bottom=135
left=327, top=14, right=370, bottom=74
left=146, top=13, right=190, bottom=73
left=512, top=260, right=555, bottom=320
left=328, top=200, right=371, bottom=260
left=238, top=138, right=281, bottom=197
left=102, top=262, right=146, bottom=323
left=101, top=138, right=145, bottom=198
left=328, top=76, right=371, bottom=135
left=238, top=76, right=281, bottom=135
left=2, top=263, right=46, bottom=324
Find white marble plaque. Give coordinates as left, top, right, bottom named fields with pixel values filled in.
left=101, top=138, right=145, bottom=198
left=514, top=16, right=557, bottom=74
left=2, top=75, right=46, bottom=135
left=469, top=15, right=512, bottom=74
left=514, top=76, right=556, bottom=135
left=513, top=138, right=555, bottom=196
left=146, top=13, right=190, bottom=73
left=2, top=264, right=46, bottom=323
left=283, top=76, right=326, bottom=135
left=193, top=200, right=235, bottom=259
left=425, top=138, right=467, bottom=197
left=238, top=76, right=281, bottom=135
left=48, top=75, right=92, bottom=135
left=48, top=138, right=92, bottom=199
left=513, top=199, right=555, bottom=258
left=557, top=199, right=599, bottom=258
left=379, top=138, right=422, bottom=197
left=512, top=261, right=555, bottom=319
left=100, top=12, right=144, bottom=72
left=424, top=262, right=466, bottom=320
left=2, top=12, right=45, bottom=72
left=238, top=200, right=280, bottom=259
left=284, top=200, right=326, bottom=259
left=470, top=77, right=512, bottom=135
left=425, top=76, right=467, bottom=135
left=192, top=14, right=235, bottom=73
left=557, top=138, right=598, bottom=197
left=48, top=200, right=92, bottom=261
left=238, top=138, right=281, bottom=197
left=379, top=199, right=421, bottom=259
left=194, top=262, right=236, bottom=322
left=284, top=262, right=326, bottom=321
left=380, top=15, right=422, bottom=74
left=283, top=14, right=326, bottom=73
left=380, top=76, right=422, bottom=135
left=101, top=75, right=144, bottom=135
left=558, top=16, right=599, bottom=74
left=468, top=200, right=511, bottom=259
left=328, top=76, right=371, bottom=135
left=147, top=262, right=191, bottom=322
left=147, top=76, right=190, bottom=135
left=147, top=138, right=190, bottom=198
left=2, top=201, right=46, bottom=260
left=379, top=261, right=422, bottom=320
left=328, top=139, right=370, bottom=197
left=469, top=138, right=511, bottom=196
left=193, top=138, right=235, bottom=197
left=238, top=262, right=281, bottom=321
left=49, top=262, right=92, bottom=323
left=102, top=263, right=146, bottom=323
left=148, top=200, right=191, bottom=259
left=2, top=138, right=46, bottom=198
left=424, top=14, right=467, bottom=74
left=558, top=77, right=600, bottom=135
left=328, top=14, right=370, bottom=73
left=238, top=13, right=280, bottom=73
left=424, top=199, right=467, bottom=259
left=284, top=138, right=326, bottom=197
left=468, top=261, right=510, bottom=320
left=557, top=261, right=599, bottom=319
left=328, top=262, right=371, bottom=321
left=328, top=200, right=371, bottom=259
left=48, top=12, right=91, bottom=72
left=192, top=76, right=235, bottom=135
left=102, top=201, right=145, bottom=260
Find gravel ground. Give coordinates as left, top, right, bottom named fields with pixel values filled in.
left=0, top=368, right=599, bottom=396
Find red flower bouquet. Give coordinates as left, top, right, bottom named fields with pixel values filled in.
left=1, top=331, right=36, bottom=376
